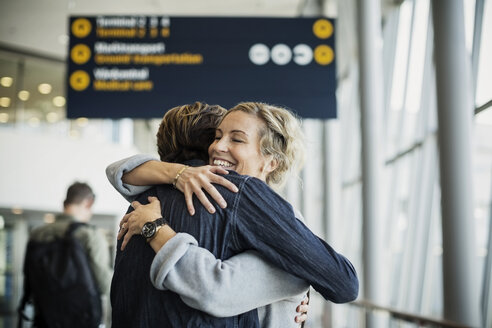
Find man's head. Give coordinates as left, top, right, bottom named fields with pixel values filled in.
left=156, top=102, right=227, bottom=163
left=63, top=182, right=95, bottom=222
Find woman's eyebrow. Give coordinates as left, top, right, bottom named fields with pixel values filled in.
left=231, top=129, right=248, bottom=136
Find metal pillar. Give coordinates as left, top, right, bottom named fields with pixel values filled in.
left=357, top=0, right=385, bottom=326
left=431, top=1, right=480, bottom=326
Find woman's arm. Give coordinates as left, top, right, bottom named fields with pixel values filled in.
left=149, top=233, right=309, bottom=317
left=118, top=182, right=358, bottom=304
left=106, top=154, right=158, bottom=202
left=106, top=155, right=238, bottom=214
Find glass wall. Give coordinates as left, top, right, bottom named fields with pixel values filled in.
left=285, top=0, right=492, bottom=327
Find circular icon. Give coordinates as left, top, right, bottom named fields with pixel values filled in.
left=314, top=45, right=334, bottom=66
left=249, top=44, right=270, bottom=65
left=69, top=70, right=91, bottom=91
left=71, top=18, right=92, bottom=38
left=271, top=44, right=292, bottom=65
left=71, top=44, right=91, bottom=65
left=293, top=44, right=313, bottom=66
left=313, top=19, right=333, bottom=39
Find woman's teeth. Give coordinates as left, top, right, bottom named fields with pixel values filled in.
left=214, top=159, right=233, bottom=167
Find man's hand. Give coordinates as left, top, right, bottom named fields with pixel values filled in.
left=118, top=196, right=162, bottom=250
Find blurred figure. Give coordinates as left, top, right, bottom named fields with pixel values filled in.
left=19, top=182, right=113, bottom=328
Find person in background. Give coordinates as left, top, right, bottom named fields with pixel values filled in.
left=26, top=182, right=113, bottom=327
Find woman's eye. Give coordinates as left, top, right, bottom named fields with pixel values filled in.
left=232, top=139, right=244, bottom=143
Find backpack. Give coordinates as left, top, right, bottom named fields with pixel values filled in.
left=18, top=222, right=102, bottom=328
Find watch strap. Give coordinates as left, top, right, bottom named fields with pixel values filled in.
left=153, top=217, right=168, bottom=227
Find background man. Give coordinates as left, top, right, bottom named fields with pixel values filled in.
left=25, top=182, right=113, bottom=327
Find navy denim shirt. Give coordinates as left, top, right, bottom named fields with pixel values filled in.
left=111, top=162, right=358, bottom=328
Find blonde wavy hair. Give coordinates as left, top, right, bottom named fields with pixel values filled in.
left=156, top=102, right=227, bottom=163
left=226, top=102, right=305, bottom=187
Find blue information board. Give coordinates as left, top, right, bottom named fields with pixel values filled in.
left=67, top=16, right=336, bottom=119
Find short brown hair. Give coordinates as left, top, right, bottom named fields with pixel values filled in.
left=63, top=182, right=95, bottom=208
left=227, top=102, right=305, bottom=187
left=156, top=102, right=227, bottom=163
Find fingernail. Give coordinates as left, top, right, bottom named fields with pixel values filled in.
left=220, top=201, right=227, bottom=208
left=209, top=207, right=216, bottom=213
left=233, top=187, right=239, bottom=192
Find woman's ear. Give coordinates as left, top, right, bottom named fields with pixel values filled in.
left=265, top=156, right=278, bottom=175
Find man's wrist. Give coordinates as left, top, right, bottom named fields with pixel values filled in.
left=141, top=217, right=169, bottom=241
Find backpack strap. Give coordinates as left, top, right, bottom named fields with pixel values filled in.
left=17, top=286, right=31, bottom=328
left=65, top=221, right=88, bottom=237
left=18, top=243, right=33, bottom=328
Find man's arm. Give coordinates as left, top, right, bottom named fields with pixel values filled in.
left=78, top=227, right=114, bottom=296
left=232, top=178, right=359, bottom=303
left=150, top=233, right=309, bottom=317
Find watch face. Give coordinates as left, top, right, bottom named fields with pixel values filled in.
left=141, top=221, right=156, bottom=239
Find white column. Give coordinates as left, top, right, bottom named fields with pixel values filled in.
left=431, top=0, right=480, bottom=326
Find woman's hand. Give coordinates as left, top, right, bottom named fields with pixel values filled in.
left=118, top=196, right=162, bottom=250
left=174, top=165, right=238, bottom=216
left=295, top=295, right=309, bottom=324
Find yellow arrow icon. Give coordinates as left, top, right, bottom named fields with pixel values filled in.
left=69, top=71, right=91, bottom=91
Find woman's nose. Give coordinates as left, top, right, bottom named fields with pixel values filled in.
left=214, top=137, right=228, bottom=152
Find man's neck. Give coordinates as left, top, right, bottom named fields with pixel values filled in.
left=63, top=205, right=87, bottom=222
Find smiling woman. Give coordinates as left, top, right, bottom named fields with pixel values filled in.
left=210, top=110, right=278, bottom=183
left=212, top=102, right=305, bottom=187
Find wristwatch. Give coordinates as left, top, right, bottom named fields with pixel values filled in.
left=141, top=217, right=169, bottom=242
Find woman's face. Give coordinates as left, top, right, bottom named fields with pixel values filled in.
left=208, top=111, right=276, bottom=182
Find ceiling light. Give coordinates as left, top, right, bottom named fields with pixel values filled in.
left=0, top=113, right=9, bottom=123
left=18, top=90, right=30, bottom=101
left=46, top=112, right=59, bottom=123
left=0, top=97, right=11, bottom=107
left=0, top=77, right=13, bottom=87
left=76, top=117, right=89, bottom=126
left=28, top=117, right=40, bottom=126
left=52, top=96, right=66, bottom=107
left=38, top=83, right=52, bottom=94
left=11, top=207, right=23, bottom=215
